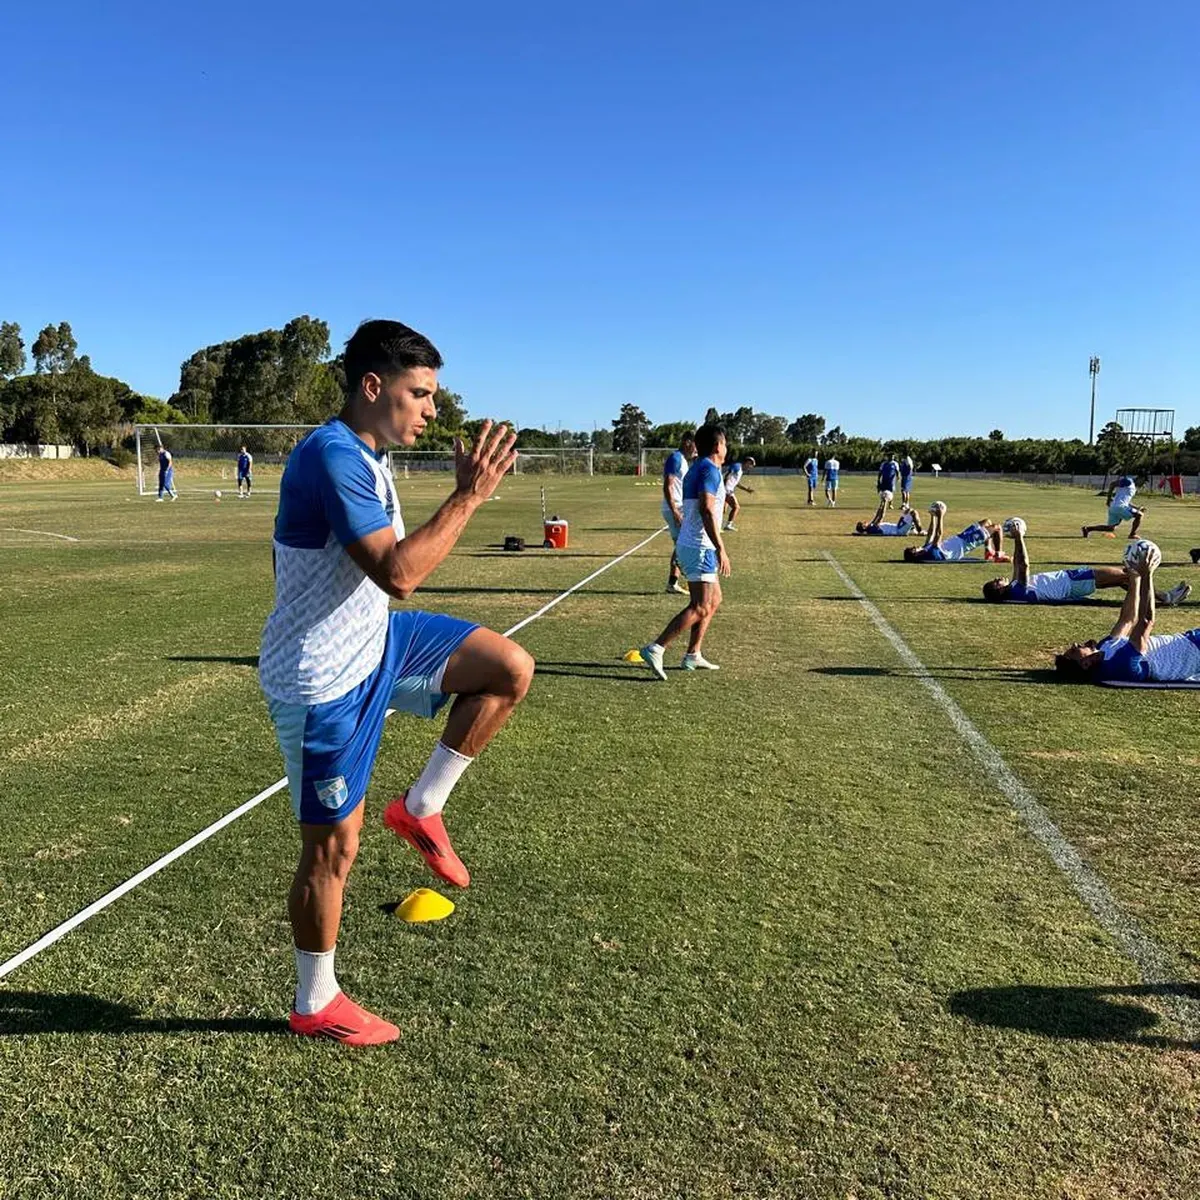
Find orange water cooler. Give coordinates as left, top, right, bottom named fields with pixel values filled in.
left=543, top=518, right=569, bottom=549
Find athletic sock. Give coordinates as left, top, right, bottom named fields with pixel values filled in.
left=405, top=741, right=474, bottom=818
left=294, top=946, right=340, bottom=1015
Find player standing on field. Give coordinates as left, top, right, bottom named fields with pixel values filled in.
left=876, top=455, right=900, bottom=510
left=236, top=445, right=254, bottom=498
left=803, top=453, right=819, bottom=506
left=899, top=453, right=914, bottom=505
left=259, top=319, right=532, bottom=1046
left=1083, top=472, right=1144, bottom=539
left=722, top=455, right=755, bottom=531
left=156, top=445, right=177, bottom=501
left=661, top=431, right=697, bottom=595
left=823, top=455, right=840, bottom=506
left=639, top=424, right=731, bottom=678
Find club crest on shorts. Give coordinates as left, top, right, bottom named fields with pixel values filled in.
left=315, top=776, right=349, bottom=810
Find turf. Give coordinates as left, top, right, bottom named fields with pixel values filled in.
left=1, top=471, right=1199, bottom=1199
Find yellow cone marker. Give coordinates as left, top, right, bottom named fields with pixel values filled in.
left=396, top=887, right=455, bottom=923
left=623, top=648, right=644, bottom=663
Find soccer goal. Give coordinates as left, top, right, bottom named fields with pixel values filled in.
left=388, top=448, right=595, bottom=477
left=134, top=424, right=317, bottom=496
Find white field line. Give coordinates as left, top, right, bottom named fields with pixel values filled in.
left=823, top=551, right=1200, bottom=1036
left=1, top=527, right=80, bottom=542
left=0, top=527, right=666, bottom=982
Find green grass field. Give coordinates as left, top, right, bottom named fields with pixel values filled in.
left=2, top=469, right=1199, bottom=1199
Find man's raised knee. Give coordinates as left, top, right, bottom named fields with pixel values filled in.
left=501, top=641, right=535, bottom=701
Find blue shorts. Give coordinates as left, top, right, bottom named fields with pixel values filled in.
left=238, top=470, right=252, bottom=483
left=806, top=473, right=818, bottom=487
left=268, top=609, right=478, bottom=824
left=677, top=544, right=719, bottom=583
left=1108, top=502, right=1138, bottom=525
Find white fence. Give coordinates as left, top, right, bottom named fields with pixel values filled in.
left=0, top=443, right=75, bottom=459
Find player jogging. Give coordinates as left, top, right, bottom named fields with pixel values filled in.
left=824, top=455, right=840, bottom=506
left=722, top=455, right=756, bottom=531
left=639, top=423, right=731, bottom=677
left=803, top=453, right=819, bottom=506
left=899, top=453, right=914, bottom=505
left=1082, top=473, right=1143, bottom=539
left=156, top=445, right=177, bottom=501
left=876, top=456, right=900, bottom=510
left=259, top=319, right=532, bottom=1046
left=983, top=519, right=1190, bottom=605
left=854, top=497, right=924, bottom=537
left=1055, top=552, right=1200, bottom=683
left=904, top=502, right=1008, bottom=563
left=236, top=445, right=254, bottom=498
left=662, top=431, right=697, bottom=594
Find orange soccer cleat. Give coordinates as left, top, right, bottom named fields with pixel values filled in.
left=384, top=796, right=471, bottom=888
left=289, top=992, right=399, bottom=1046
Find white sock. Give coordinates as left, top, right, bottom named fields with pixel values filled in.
left=405, top=741, right=474, bottom=819
left=294, top=946, right=339, bottom=1015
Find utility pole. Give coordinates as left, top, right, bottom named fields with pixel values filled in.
left=1088, top=355, right=1100, bottom=444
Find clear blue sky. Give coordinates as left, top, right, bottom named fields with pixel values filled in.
left=3, top=0, right=1196, bottom=439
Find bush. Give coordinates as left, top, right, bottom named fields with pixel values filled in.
left=107, top=446, right=136, bottom=468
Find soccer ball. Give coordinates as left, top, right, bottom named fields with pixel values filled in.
left=1002, top=517, right=1027, bottom=536
left=881, top=490, right=894, bottom=503
left=214, top=490, right=222, bottom=501
left=929, top=500, right=947, bottom=516
left=1123, top=539, right=1161, bottom=571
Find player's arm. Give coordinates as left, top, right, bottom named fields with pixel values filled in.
left=661, top=465, right=682, bottom=523
left=1128, top=560, right=1157, bottom=653
left=1011, top=527, right=1030, bottom=587
left=699, top=484, right=731, bottom=577
left=344, top=421, right=517, bottom=601
left=1108, top=567, right=1142, bottom=642
left=737, top=480, right=754, bottom=494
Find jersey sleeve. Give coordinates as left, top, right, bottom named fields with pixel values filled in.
left=316, top=444, right=393, bottom=548
left=663, top=451, right=681, bottom=479
left=700, top=462, right=723, bottom=495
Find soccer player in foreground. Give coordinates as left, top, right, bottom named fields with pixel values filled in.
left=1082, top=472, right=1143, bottom=539
left=236, top=445, right=254, bottom=497
left=662, top=431, right=697, bottom=594
left=824, top=455, right=840, bottom=506
left=803, top=452, right=819, bottom=506
left=156, top=445, right=177, bottom=501
left=640, top=423, right=731, bottom=678
left=982, top=519, right=1191, bottom=605
left=259, top=319, right=532, bottom=1046
left=1054, top=550, right=1200, bottom=683
left=854, top=497, right=924, bottom=537
left=722, top=455, right=756, bottom=531
left=904, top=502, right=1008, bottom=563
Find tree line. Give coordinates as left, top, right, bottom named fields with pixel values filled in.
left=1, top=315, right=1195, bottom=475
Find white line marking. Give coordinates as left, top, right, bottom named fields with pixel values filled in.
left=0, top=527, right=666, bottom=981
left=1, top=527, right=80, bottom=542
left=823, top=551, right=1199, bottom=1036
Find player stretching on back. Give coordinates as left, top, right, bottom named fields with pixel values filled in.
left=1083, top=472, right=1143, bottom=539
left=803, top=453, right=819, bottom=506
left=722, top=455, right=755, bottom=531
left=236, top=445, right=254, bottom=498
left=876, top=455, right=900, bottom=511
left=640, top=423, right=731, bottom=677
left=824, top=455, right=840, bottom=506
left=904, top=502, right=1008, bottom=562
left=983, top=518, right=1190, bottom=605
left=854, top=497, right=924, bottom=536
left=899, top=453, right=914, bottom=505
left=156, top=445, right=177, bottom=501
left=662, top=431, right=697, bottom=594
left=259, top=319, right=532, bottom=1046
left=1054, top=547, right=1200, bottom=683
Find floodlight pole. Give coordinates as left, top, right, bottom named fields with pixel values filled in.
left=1088, top=355, right=1100, bottom=444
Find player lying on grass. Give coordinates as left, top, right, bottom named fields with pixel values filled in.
left=982, top=518, right=1191, bottom=605
left=903, top=501, right=1008, bottom=562
left=662, top=431, right=697, bottom=594
left=722, top=455, right=756, bottom=531
left=259, top=318, right=532, bottom=1046
left=1054, top=546, right=1200, bottom=683
left=1082, top=473, right=1143, bottom=539
left=640, top=423, right=730, bottom=677
left=854, top=496, right=924, bottom=536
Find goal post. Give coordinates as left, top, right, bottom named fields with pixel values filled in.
left=133, top=424, right=317, bottom=496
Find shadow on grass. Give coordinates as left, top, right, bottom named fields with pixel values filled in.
left=810, top=665, right=1059, bottom=685
left=949, top=983, right=1200, bottom=1050
left=167, top=654, right=260, bottom=667
left=416, top=586, right=661, bottom=598
left=0, top=991, right=283, bottom=1037
left=534, top=660, right=658, bottom=684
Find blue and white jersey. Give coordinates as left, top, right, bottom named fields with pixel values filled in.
left=724, top=462, right=744, bottom=495
left=237, top=451, right=252, bottom=476
left=1094, top=635, right=1145, bottom=682
left=824, top=457, right=840, bottom=483
left=803, top=456, right=819, bottom=482
left=872, top=510, right=918, bottom=537
left=877, top=459, right=900, bottom=492
left=1144, top=630, right=1200, bottom=681
left=899, top=456, right=914, bottom=483
left=661, top=449, right=689, bottom=511
left=938, top=523, right=987, bottom=561
left=1113, top=476, right=1136, bottom=507
left=158, top=449, right=172, bottom=475
left=259, top=420, right=403, bottom=706
left=1010, top=567, right=1096, bottom=603
left=678, top=458, right=723, bottom=552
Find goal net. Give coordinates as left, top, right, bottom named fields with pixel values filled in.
left=387, top=448, right=595, bottom=477
left=134, top=424, right=317, bottom=496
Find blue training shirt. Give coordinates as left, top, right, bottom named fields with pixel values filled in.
left=878, top=460, right=899, bottom=491
left=678, top=458, right=722, bottom=551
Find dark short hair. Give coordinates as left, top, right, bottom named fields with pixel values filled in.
left=855, top=521, right=867, bottom=533
left=982, top=579, right=1008, bottom=603
left=1054, top=653, right=1092, bottom=682
left=680, top=431, right=697, bottom=448
left=695, top=424, right=726, bottom=457
left=743, top=456, right=756, bottom=467
left=903, top=546, right=920, bottom=561
left=344, top=319, right=443, bottom=395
